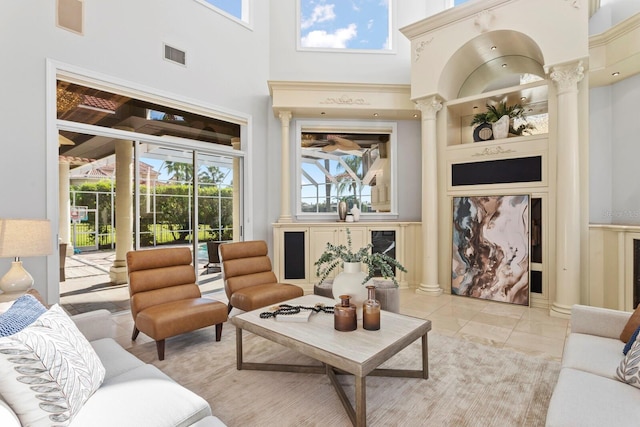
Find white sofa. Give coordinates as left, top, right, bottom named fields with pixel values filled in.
left=0, top=309, right=226, bottom=427
left=546, top=304, right=640, bottom=426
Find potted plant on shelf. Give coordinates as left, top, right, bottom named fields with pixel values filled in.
left=314, top=229, right=407, bottom=316
left=470, top=101, right=535, bottom=141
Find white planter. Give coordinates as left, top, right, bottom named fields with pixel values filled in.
left=332, top=262, right=370, bottom=319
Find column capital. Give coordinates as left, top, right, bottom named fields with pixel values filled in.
left=414, top=96, right=442, bottom=120
left=278, top=110, right=292, bottom=125
left=550, top=61, right=584, bottom=95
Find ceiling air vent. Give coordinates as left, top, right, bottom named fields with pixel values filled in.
left=164, top=44, right=186, bottom=66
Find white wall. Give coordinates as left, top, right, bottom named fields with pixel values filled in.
left=589, top=85, right=614, bottom=223
left=611, top=72, right=640, bottom=224
left=0, top=0, right=272, bottom=300
left=591, top=0, right=640, bottom=34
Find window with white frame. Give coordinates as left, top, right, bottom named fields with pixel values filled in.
left=296, top=121, right=397, bottom=218
left=298, top=0, right=392, bottom=51
left=196, top=0, right=249, bottom=24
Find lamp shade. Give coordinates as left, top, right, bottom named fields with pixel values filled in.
left=0, top=219, right=53, bottom=258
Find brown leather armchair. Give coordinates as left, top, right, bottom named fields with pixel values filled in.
left=126, top=247, right=228, bottom=360
left=219, top=240, right=304, bottom=313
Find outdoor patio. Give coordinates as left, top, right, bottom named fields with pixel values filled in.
left=60, top=248, right=225, bottom=315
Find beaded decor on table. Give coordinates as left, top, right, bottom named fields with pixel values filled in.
left=259, top=303, right=334, bottom=319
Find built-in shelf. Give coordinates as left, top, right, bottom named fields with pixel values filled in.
left=445, top=80, right=549, bottom=146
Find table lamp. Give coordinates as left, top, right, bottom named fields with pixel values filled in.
left=0, top=219, right=52, bottom=294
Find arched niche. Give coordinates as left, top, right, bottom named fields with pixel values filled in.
left=438, top=30, right=546, bottom=100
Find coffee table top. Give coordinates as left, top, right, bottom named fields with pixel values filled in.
left=230, top=295, right=431, bottom=376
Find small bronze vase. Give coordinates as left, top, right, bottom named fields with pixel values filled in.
left=363, top=285, right=381, bottom=331
left=334, top=295, right=357, bottom=331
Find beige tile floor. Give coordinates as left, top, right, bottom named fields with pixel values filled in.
left=60, top=250, right=569, bottom=362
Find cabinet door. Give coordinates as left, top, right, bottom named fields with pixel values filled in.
left=337, top=227, right=368, bottom=255
left=309, top=228, right=339, bottom=282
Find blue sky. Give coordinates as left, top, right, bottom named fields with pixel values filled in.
left=300, top=0, right=390, bottom=49
left=203, top=0, right=242, bottom=19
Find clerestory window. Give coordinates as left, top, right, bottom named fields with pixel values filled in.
left=298, top=0, right=392, bottom=51
left=196, top=0, right=250, bottom=25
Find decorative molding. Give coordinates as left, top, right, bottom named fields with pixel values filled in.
left=474, top=10, right=493, bottom=33
left=319, top=95, right=370, bottom=106
left=565, top=0, right=581, bottom=10
left=415, top=37, right=433, bottom=62
left=472, top=146, right=515, bottom=157
left=550, top=61, right=585, bottom=94
left=414, top=96, right=442, bottom=120
left=278, top=110, right=292, bottom=124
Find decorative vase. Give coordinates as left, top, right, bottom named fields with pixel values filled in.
left=332, top=262, right=369, bottom=319
left=338, top=201, right=348, bottom=221
left=334, top=294, right=357, bottom=331
left=350, top=204, right=361, bottom=222
left=363, top=285, right=381, bottom=331
left=492, top=115, right=509, bottom=140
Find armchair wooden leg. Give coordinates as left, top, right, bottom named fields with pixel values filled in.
left=215, top=323, right=223, bottom=341
left=156, top=340, right=165, bottom=361
left=132, top=326, right=140, bottom=341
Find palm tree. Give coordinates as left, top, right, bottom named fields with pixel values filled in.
left=163, top=161, right=193, bottom=182
left=335, top=155, right=363, bottom=207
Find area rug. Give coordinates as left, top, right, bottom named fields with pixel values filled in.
left=128, top=323, right=560, bottom=427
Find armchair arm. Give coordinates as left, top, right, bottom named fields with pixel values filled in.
left=570, top=304, right=631, bottom=339
left=71, top=309, right=114, bottom=341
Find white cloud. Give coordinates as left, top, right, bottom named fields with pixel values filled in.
left=301, top=4, right=336, bottom=30
left=301, top=23, right=358, bottom=48
left=367, top=19, right=374, bottom=30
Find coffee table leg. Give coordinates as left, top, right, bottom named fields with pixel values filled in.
left=355, top=375, right=366, bottom=427
left=422, top=332, right=429, bottom=379
left=235, top=327, right=243, bottom=370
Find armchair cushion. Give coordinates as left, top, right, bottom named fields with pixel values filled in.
left=620, top=304, right=640, bottom=343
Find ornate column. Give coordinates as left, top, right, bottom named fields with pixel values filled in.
left=58, top=158, right=73, bottom=256
left=550, top=61, right=584, bottom=316
left=109, top=138, right=134, bottom=284
left=415, top=96, right=443, bottom=295
left=278, top=111, right=293, bottom=223
left=231, top=137, right=241, bottom=241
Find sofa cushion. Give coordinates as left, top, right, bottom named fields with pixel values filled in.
left=90, top=338, right=145, bottom=381
left=620, top=303, right=640, bottom=343
left=0, top=304, right=105, bottom=426
left=617, top=337, right=640, bottom=388
left=562, top=333, right=623, bottom=379
left=546, top=367, right=640, bottom=427
left=71, top=364, right=212, bottom=427
left=0, top=294, right=46, bottom=337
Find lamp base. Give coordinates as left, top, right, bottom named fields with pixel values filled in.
left=0, top=261, right=34, bottom=293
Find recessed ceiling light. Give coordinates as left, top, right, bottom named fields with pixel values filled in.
left=413, top=113, right=418, bottom=118
left=473, top=106, right=478, bottom=109
left=320, top=112, right=326, bottom=115
left=502, top=63, right=508, bottom=68
left=373, top=113, right=379, bottom=117
left=490, top=46, right=497, bottom=50
left=520, top=97, right=526, bottom=101
left=612, top=72, right=620, bottom=77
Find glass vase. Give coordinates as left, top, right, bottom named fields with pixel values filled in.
left=334, top=294, right=357, bottom=331
left=363, top=285, right=381, bottom=331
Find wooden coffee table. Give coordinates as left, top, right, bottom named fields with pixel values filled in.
left=229, top=295, right=431, bottom=427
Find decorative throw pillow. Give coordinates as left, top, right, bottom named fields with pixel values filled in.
left=0, top=294, right=47, bottom=337
left=620, top=303, right=640, bottom=343
left=617, top=335, right=640, bottom=388
left=0, top=304, right=106, bottom=426
left=624, top=325, right=640, bottom=355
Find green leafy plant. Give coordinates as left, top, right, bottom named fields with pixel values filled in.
left=314, top=228, right=407, bottom=286
left=470, top=101, right=535, bottom=135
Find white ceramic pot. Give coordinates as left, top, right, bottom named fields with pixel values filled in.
left=332, top=262, right=370, bottom=319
